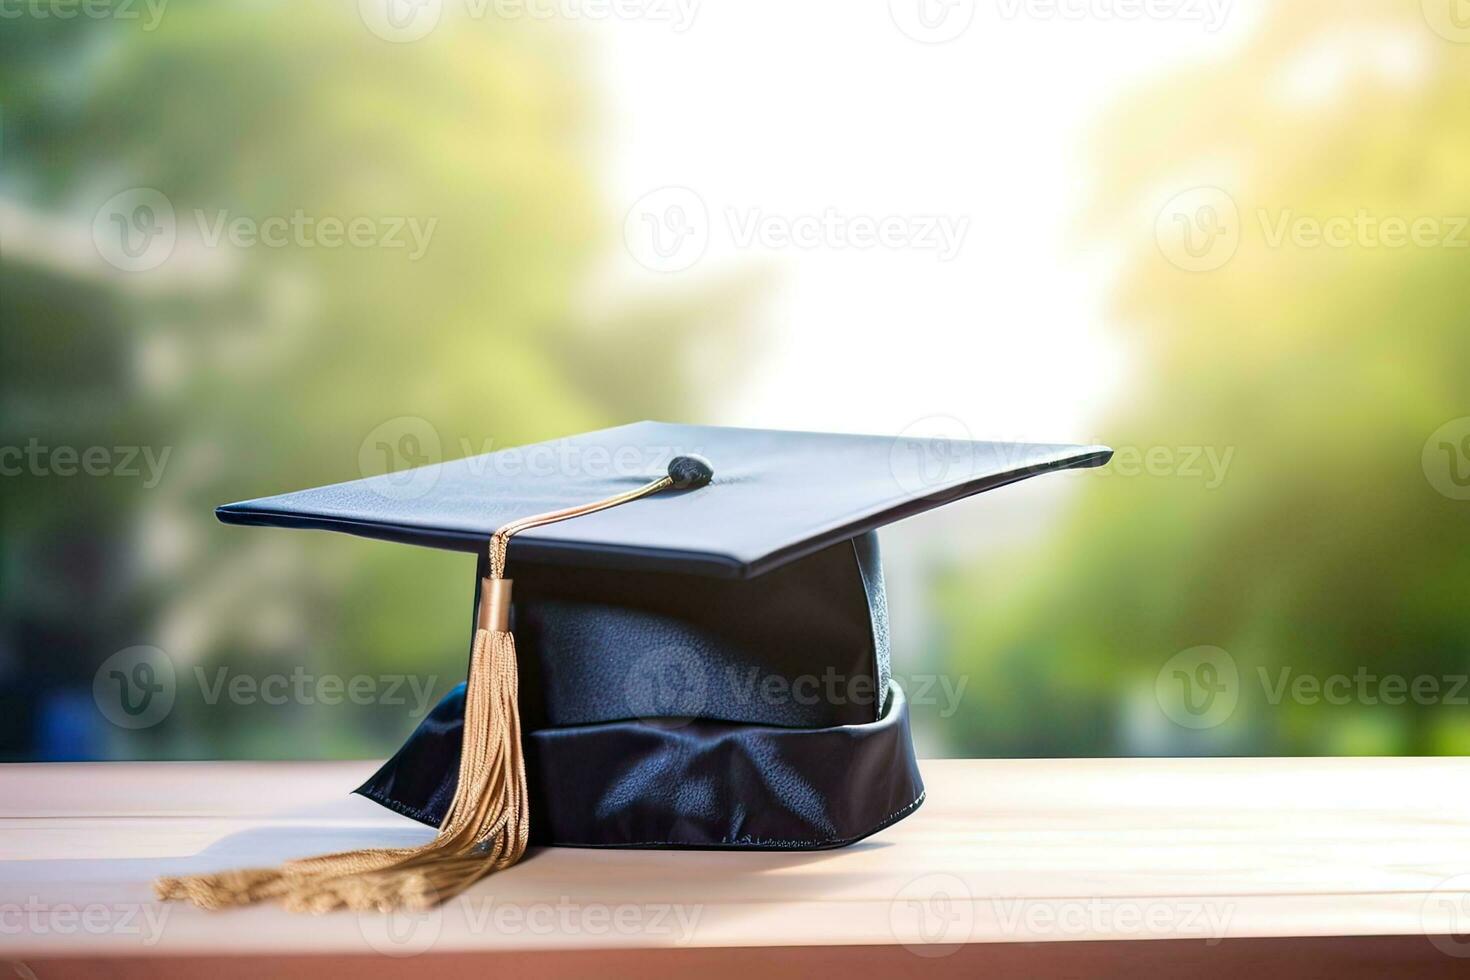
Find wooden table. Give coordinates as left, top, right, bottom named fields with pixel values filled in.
left=3, top=758, right=1470, bottom=977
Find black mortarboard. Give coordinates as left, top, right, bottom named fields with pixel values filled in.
left=158, top=421, right=1110, bottom=912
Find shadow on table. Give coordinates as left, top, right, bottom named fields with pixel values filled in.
left=1, top=790, right=891, bottom=889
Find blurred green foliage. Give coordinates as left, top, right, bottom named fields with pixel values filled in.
left=935, top=3, right=1470, bottom=757
left=0, top=1, right=751, bottom=760
left=5, top=0, right=1465, bottom=764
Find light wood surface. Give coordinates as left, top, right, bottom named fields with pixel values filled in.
left=3, top=757, right=1470, bottom=974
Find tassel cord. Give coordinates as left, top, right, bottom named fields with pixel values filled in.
left=156, top=473, right=678, bottom=913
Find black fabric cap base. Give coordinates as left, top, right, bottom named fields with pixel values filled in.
left=357, top=681, right=925, bottom=849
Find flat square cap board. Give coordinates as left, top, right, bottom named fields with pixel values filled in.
left=217, top=420, right=1113, bottom=578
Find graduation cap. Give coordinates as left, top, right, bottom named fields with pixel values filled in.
left=157, top=421, right=1110, bottom=912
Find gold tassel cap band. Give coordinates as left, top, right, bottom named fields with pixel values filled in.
left=478, top=577, right=512, bottom=632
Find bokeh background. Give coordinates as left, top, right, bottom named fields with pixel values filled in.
left=3, top=0, right=1468, bottom=761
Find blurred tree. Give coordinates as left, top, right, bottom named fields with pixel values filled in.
left=0, top=2, right=754, bottom=760
left=936, top=2, right=1470, bottom=757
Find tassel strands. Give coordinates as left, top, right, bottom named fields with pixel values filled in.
left=155, top=622, right=526, bottom=913
left=157, top=456, right=713, bottom=913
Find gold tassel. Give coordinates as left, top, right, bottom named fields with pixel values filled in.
left=156, top=464, right=706, bottom=913
left=155, top=623, right=526, bottom=913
